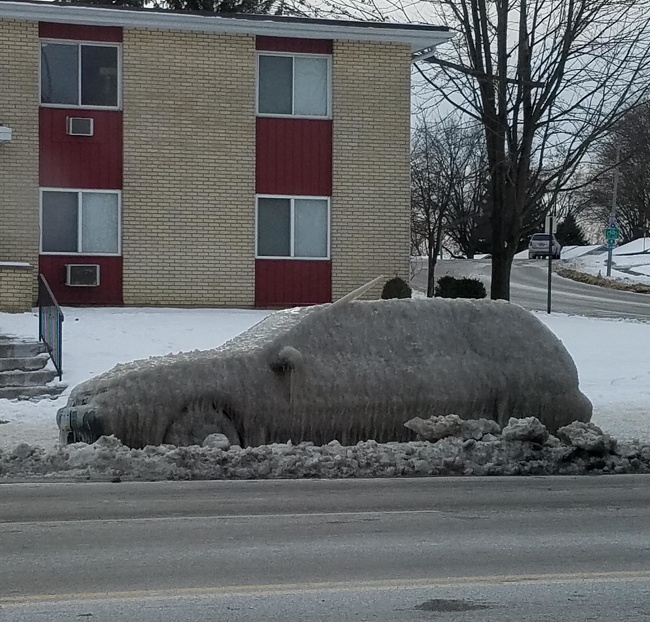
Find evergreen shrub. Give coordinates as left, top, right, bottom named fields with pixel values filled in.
left=381, top=276, right=412, bottom=299
left=435, top=276, right=486, bottom=299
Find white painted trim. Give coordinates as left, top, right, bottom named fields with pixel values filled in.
left=39, top=188, right=122, bottom=256
left=256, top=194, right=331, bottom=260
left=39, top=39, right=122, bottom=110
left=1, top=2, right=453, bottom=53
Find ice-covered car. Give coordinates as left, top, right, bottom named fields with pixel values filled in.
left=57, top=298, right=592, bottom=448
left=528, top=233, right=562, bottom=259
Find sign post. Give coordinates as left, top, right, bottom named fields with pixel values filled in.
left=545, top=215, right=557, bottom=314
left=605, top=218, right=620, bottom=277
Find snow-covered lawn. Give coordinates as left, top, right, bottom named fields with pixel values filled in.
left=0, top=308, right=269, bottom=450
left=0, top=305, right=648, bottom=450
left=558, top=238, right=650, bottom=285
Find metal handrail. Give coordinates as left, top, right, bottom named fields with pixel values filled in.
left=38, top=274, right=64, bottom=380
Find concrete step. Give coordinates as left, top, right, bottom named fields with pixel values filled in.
left=0, top=368, right=58, bottom=388
left=0, top=339, right=47, bottom=358
left=0, top=384, right=66, bottom=401
left=0, top=354, right=50, bottom=373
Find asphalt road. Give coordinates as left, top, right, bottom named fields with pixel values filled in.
left=412, top=258, right=650, bottom=320
left=2, top=476, right=649, bottom=621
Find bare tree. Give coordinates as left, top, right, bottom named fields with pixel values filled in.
left=411, top=116, right=483, bottom=295
left=415, top=0, right=650, bottom=299
left=587, top=105, right=650, bottom=243
left=441, top=125, right=491, bottom=258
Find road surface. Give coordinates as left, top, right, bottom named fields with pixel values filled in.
left=1, top=477, right=649, bottom=621
left=412, top=258, right=650, bottom=320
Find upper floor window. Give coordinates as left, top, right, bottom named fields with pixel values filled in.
left=257, top=54, right=330, bottom=118
left=40, top=41, right=120, bottom=108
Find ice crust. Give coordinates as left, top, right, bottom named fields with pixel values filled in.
left=57, top=298, right=592, bottom=448
left=2, top=417, right=648, bottom=481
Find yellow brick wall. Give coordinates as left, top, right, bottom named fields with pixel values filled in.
left=0, top=19, right=39, bottom=304
left=0, top=265, right=34, bottom=312
left=121, top=29, right=256, bottom=307
left=331, top=41, right=412, bottom=300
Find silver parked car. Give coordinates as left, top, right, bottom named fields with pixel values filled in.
left=528, top=233, right=562, bottom=259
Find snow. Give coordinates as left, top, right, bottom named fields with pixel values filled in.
left=563, top=249, right=650, bottom=285
left=0, top=307, right=269, bottom=449
left=1, top=304, right=649, bottom=479
left=54, top=299, right=592, bottom=448
left=536, top=313, right=650, bottom=442
left=560, top=244, right=607, bottom=260
left=613, top=237, right=650, bottom=255
left=1, top=417, right=648, bottom=481
left=515, top=244, right=606, bottom=261
left=0, top=262, right=31, bottom=268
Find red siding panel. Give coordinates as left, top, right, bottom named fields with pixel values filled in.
left=256, top=36, right=332, bottom=54
left=39, top=22, right=123, bottom=42
left=255, top=260, right=332, bottom=307
left=256, top=118, right=332, bottom=196
left=40, top=108, right=123, bottom=189
left=39, top=256, right=123, bottom=305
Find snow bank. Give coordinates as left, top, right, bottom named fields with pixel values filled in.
left=2, top=417, right=647, bottom=482
left=614, top=238, right=650, bottom=255
left=56, top=298, right=592, bottom=449
left=561, top=245, right=607, bottom=260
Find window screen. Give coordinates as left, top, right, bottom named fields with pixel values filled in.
left=41, top=43, right=79, bottom=105
left=82, top=193, right=119, bottom=253
left=257, top=198, right=291, bottom=256
left=294, top=199, right=328, bottom=257
left=294, top=57, right=329, bottom=117
left=42, top=191, right=78, bottom=252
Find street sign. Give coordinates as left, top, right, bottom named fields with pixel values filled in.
left=605, top=227, right=620, bottom=241
left=545, top=215, right=557, bottom=234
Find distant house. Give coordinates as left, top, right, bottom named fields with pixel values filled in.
left=0, top=1, right=451, bottom=310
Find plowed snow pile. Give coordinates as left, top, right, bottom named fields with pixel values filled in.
left=2, top=417, right=648, bottom=482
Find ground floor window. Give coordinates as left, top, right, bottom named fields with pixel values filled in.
left=256, top=196, right=329, bottom=259
left=40, top=189, right=120, bottom=255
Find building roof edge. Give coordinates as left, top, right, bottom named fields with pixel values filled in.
left=0, top=0, right=454, bottom=53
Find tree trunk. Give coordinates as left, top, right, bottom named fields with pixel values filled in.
left=490, top=243, right=514, bottom=299
left=427, top=251, right=437, bottom=297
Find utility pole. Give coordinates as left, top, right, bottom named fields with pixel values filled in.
left=606, top=142, right=621, bottom=277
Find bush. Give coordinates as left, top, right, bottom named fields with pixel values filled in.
left=381, top=276, right=412, bottom=299
left=435, top=276, right=486, bottom=299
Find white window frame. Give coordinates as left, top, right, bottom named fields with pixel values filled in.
left=256, top=194, right=331, bottom=260
left=39, top=188, right=122, bottom=256
left=256, top=52, right=332, bottom=120
left=39, top=39, right=122, bottom=110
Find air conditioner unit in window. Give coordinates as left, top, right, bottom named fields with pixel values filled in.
left=65, top=264, right=100, bottom=287
left=66, top=117, right=94, bottom=137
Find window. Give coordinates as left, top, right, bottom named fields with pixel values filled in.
left=41, top=42, right=120, bottom=108
left=257, top=197, right=329, bottom=259
left=41, top=190, right=120, bottom=254
left=258, top=54, right=330, bottom=117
